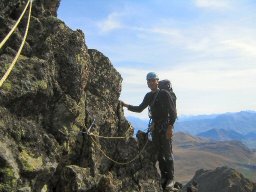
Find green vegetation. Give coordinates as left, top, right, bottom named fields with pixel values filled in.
left=19, top=150, right=43, bottom=172
left=0, top=167, right=17, bottom=192
left=2, top=81, right=12, bottom=91
left=34, top=80, right=48, bottom=90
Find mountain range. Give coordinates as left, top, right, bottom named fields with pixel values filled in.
left=175, top=111, right=256, bottom=135
left=127, top=110, right=256, bottom=149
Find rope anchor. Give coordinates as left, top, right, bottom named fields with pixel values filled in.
left=79, top=119, right=96, bottom=135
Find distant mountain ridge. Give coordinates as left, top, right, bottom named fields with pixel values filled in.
left=175, top=111, right=256, bottom=135
left=127, top=110, right=256, bottom=149
left=126, top=116, right=148, bottom=132
left=127, top=110, right=256, bottom=135
left=197, top=128, right=244, bottom=141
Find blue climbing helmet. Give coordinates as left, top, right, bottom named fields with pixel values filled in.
left=146, top=72, right=159, bottom=80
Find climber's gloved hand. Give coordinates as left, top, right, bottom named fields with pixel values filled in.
left=120, top=100, right=129, bottom=108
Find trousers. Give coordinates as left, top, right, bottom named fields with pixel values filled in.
left=152, top=122, right=174, bottom=180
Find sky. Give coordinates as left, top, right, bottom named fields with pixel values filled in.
left=58, top=0, right=256, bottom=119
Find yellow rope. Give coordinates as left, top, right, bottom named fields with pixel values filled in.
left=89, top=133, right=126, bottom=139
left=0, top=0, right=32, bottom=88
left=0, top=0, right=31, bottom=49
left=90, top=135, right=148, bottom=165
left=88, top=126, right=133, bottom=139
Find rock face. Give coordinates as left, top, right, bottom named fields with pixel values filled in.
left=0, top=0, right=161, bottom=191
left=0, top=0, right=60, bottom=18
left=184, top=166, right=256, bottom=192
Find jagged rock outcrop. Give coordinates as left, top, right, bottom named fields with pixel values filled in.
left=0, top=0, right=162, bottom=191
left=184, top=166, right=256, bottom=192
left=0, top=0, right=60, bottom=18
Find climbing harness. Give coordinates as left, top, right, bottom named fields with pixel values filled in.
left=0, top=0, right=33, bottom=87
left=148, top=89, right=160, bottom=119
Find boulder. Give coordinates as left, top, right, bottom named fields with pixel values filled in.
left=183, top=166, right=256, bottom=192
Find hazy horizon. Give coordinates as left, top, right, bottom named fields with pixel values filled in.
left=126, top=109, right=256, bottom=120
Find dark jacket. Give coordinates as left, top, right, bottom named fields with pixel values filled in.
left=128, top=89, right=176, bottom=125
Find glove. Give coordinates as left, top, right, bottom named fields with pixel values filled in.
left=120, top=100, right=129, bottom=108
left=166, top=124, right=173, bottom=139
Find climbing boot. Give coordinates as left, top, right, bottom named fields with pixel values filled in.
left=165, top=179, right=175, bottom=190
left=161, top=176, right=167, bottom=189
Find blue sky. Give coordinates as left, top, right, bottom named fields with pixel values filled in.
left=58, top=0, right=256, bottom=118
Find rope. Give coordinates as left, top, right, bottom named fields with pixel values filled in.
left=90, top=135, right=149, bottom=165
left=0, top=0, right=31, bottom=49
left=88, top=126, right=132, bottom=139
left=84, top=109, right=148, bottom=165
left=80, top=117, right=133, bottom=139
left=0, top=0, right=32, bottom=88
left=89, top=133, right=126, bottom=139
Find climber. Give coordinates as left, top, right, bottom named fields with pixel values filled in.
left=121, top=72, right=177, bottom=191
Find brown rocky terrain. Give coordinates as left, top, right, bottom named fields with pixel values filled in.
left=0, top=0, right=256, bottom=192
left=173, top=132, right=256, bottom=184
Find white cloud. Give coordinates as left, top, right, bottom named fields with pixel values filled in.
left=165, top=68, right=256, bottom=91
left=221, top=39, right=256, bottom=57
left=97, top=12, right=123, bottom=32
left=194, top=0, right=232, bottom=9
left=92, top=1, right=255, bottom=66
left=106, top=21, right=256, bottom=74
left=135, top=26, right=183, bottom=39
left=117, top=67, right=148, bottom=86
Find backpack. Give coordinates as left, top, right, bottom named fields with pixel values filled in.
left=158, top=79, right=177, bottom=118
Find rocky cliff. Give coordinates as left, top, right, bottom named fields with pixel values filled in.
left=0, top=0, right=160, bottom=191
left=0, top=1, right=256, bottom=192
